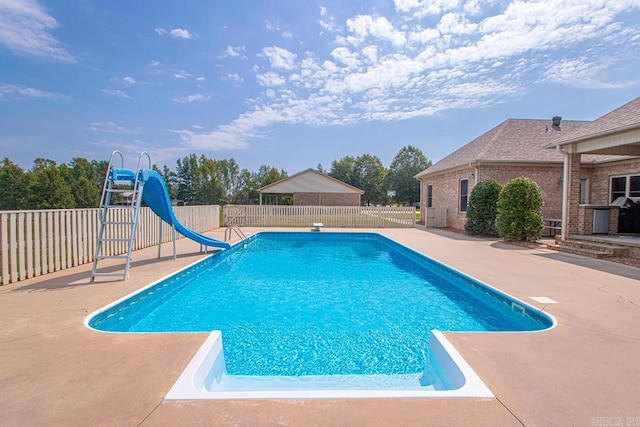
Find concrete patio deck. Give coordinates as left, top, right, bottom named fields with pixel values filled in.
left=1, top=227, right=639, bottom=426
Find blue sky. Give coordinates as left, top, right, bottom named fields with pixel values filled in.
left=1, top=0, right=639, bottom=173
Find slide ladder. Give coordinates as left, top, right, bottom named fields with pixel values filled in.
left=90, top=151, right=150, bottom=282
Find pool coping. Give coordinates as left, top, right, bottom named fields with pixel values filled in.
left=5, top=226, right=639, bottom=425
left=85, top=230, right=554, bottom=401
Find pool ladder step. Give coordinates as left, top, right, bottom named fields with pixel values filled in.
left=90, top=150, right=150, bottom=282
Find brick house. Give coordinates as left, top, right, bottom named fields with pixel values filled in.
left=550, top=96, right=640, bottom=240
left=415, top=115, right=637, bottom=232
left=416, top=118, right=584, bottom=230
left=259, top=169, right=363, bottom=206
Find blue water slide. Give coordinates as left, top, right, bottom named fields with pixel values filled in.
left=138, top=169, right=231, bottom=250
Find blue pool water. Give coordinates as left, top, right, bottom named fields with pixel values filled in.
left=89, top=232, right=551, bottom=378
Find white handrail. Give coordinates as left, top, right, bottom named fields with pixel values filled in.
left=224, top=225, right=247, bottom=246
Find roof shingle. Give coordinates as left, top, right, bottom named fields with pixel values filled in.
left=552, top=96, right=640, bottom=146
left=416, top=119, right=588, bottom=177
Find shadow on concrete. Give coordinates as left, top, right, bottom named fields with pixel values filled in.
left=419, top=227, right=496, bottom=242
left=4, top=251, right=211, bottom=293
left=534, top=252, right=640, bottom=281
left=422, top=227, right=640, bottom=279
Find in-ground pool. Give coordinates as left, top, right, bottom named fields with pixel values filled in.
left=86, top=232, right=554, bottom=399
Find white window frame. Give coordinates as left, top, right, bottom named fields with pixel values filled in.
left=427, top=184, right=433, bottom=208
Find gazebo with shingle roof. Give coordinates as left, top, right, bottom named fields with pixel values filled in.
left=259, top=169, right=364, bottom=206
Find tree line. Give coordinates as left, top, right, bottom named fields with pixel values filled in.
left=0, top=146, right=430, bottom=210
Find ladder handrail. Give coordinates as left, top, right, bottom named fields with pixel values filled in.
left=224, top=225, right=247, bottom=245
left=91, top=151, right=150, bottom=282
left=99, top=150, right=125, bottom=212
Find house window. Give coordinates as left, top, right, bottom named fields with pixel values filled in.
left=579, top=179, right=589, bottom=204
left=459, top=179, right=468, bottom=212
left=611, top=175, right=640, bottom=203
left=427, top=184, right=433, bottom=208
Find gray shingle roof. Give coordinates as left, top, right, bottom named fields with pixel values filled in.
left=551, top=96, right=640, bottom=146
left=259, top=169, right=364, bottom=194
left=416, top=119, right=588, bottom=177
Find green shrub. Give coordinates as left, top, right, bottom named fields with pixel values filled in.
left=496, top=177, right=544, bottom=241
left=465, top=179, right=502, bottom=236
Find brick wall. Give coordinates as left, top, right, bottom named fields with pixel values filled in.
left=583, top=159, right=640, bottom=205
left=479, top=165, right=564, bottom=219
left=293, top=192, right=361, bottom=206
left=577, top=206, right=621, bottom=235
left=419, top=158, right=640, bottom=234
left=420, top=168, right=473, bottom=230
left=420, top=163, right=564, bottom=231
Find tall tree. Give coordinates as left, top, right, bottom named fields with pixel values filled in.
left=0, top=158, right=28, bottom=210
left=385, top=146, right=431, bottom=206
left=153, top=164, right=177, bottom=201
left=197, top=155, right=225, bottom=205
left=329, top=156, right=356, bottom=187
left=175, top=154, right=199, bottom=205
left=233, top=169, right=255, bottom=204
left=252, top=165, right=288, bottom=205
left=353, top=154, right=387, bottom=205
left=63, top=158, right=101, bottom=207
left=215, top=158, right=242, bottom=204
left=25, top=159, right=75, bottom=209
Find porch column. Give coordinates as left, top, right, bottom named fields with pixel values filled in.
left=562, top=151, right=581, bottom=240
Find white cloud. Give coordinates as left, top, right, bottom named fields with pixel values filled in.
left=344, top=15, right=407, bottom=46
left=169, top=128, right=251, bottom=151
left=0, top=84, right=69, bottom=100
left=87, top=121, right=136, bottom=134
left=256, top=72, right=286, bottom=87
left=437, top=13, right=477, bottom=35
left=170, top=28, right=192, bottom=39
left=150, top=60, right=160, bottom=67
left=331, top=47, right=360, bottom=68
left=261, top=46, right=297, bottom=70
left=0, top=0, right=74, bottom=62
left=224, top=45, right=246, bottom=58
left=172, top=93, right=212, bottom=103
left=196, top=76, right=205, bottom=81
left=543, top=58, right=628, bottom=89
left=123, top=76, right=136, bottom=85
left=100, top=89, right=131, bottom=99
left=393, top=0, right=460, bottom=17
left=155, top=27, right=193, bottom=39
left=265, top=20, right=280, bottom=32
left=227, top=73, right=244, bottom=84
left=168, top=0, right=640, bottom=154
left=173, top=70, right=193, bottom=79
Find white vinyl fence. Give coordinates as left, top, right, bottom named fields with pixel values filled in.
left=0, top=205, right=220, bottom=285
left=224, top=205, right=415, bottom=228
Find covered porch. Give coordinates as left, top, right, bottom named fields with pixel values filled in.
left=553, top=97, right=640, bottom=245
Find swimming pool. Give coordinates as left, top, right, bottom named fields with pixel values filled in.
left=86, top=231, right=554, bottom=398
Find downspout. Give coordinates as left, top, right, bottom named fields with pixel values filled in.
left=419, top=179, right=423, bottom=223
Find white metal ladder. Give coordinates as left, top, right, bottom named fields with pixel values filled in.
left=90, top=151, right=151, bottom=282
